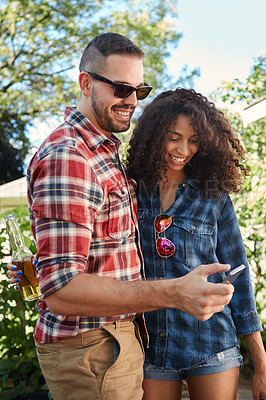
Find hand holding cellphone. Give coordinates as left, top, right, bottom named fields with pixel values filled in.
left=222, top=264, right=246, bottom=284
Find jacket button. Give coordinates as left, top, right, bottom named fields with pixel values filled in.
left=192, top=225, right=196, bottom=230
left=160, top=332, right=164, bottom=338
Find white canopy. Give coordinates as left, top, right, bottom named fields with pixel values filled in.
left=0, top=177, right=28, bottom=215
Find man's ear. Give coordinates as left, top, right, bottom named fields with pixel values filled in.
left=79, top=72, right=91, bottom=96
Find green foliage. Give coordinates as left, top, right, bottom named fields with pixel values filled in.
left=0, top=206, right=48, bottom=398
left=213, top=54, right=266, bottom=104
left=233, top=118, right=266, bottom=317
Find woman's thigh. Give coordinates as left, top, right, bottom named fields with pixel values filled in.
left=187, top=367, right=239, bottom=400
left=143, top=379, right=182, bottom=400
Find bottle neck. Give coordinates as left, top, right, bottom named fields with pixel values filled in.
left=5, top=216, right=32, bottom=260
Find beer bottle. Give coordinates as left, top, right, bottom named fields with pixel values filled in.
left=4, top=212, right=41, bottom=302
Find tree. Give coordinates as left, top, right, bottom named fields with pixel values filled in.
left=1, top=0, right=197, bottom=183
left=0, top=110, right=30, bottom=184
left=213, top=54, right=266, bottom=103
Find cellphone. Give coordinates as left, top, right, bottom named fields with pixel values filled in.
left=222, top=264, right=246, bottom=284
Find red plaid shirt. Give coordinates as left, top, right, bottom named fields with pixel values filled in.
left=27, top=107, right=143, bottom=343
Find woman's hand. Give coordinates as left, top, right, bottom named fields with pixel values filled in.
left=252, top=370, right=266, bottom=400
left=6, top=257, right=37, bottom=290
left=243, top=332, right=266, bottom=400
left=6, top=261, right=22, bottom=290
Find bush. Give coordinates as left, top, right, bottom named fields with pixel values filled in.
left=0, top=206, right=50, bottom=399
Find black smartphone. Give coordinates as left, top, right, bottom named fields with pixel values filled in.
left=222, top=264, right=246, bottom=284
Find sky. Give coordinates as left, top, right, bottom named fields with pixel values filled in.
left=168, top=0, right=266, bottom=96
left=28, top=0, right=266, bottom=154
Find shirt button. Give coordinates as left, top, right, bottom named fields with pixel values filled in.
left=160, top=332, right=164, bottom=338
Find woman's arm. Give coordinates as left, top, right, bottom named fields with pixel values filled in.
left=242, top=331, right=266, bottom=400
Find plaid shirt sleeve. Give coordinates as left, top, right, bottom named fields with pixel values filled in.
left=28, top=144, right=103, bottom=298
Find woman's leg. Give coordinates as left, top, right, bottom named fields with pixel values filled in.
left=187, top=367, right=239, bottom=400
left=142, top=379, right=182, bottom=400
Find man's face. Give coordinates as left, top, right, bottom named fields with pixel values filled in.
left=84, top=54, right=144, bottom=136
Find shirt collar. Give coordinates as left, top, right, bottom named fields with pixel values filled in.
left=64, top=106, right=121, bottom=151
left=185, top=177, right=200, bottom=190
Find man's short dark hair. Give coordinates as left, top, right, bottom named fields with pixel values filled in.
left=79, top=32, right=144, bottom=73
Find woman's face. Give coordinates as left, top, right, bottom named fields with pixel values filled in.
left=165, top=115, right=199, bottom=176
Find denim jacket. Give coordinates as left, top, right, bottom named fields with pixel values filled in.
left=137, top=178, right=262, bottom=370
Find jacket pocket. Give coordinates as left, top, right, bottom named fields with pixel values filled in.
left=172, top=218, right=215, bottom=269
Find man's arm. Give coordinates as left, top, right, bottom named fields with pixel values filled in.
left=7, top=263, right=234, bottom=321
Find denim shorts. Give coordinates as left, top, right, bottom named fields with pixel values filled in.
left=144, top=346, right=243, bottom=381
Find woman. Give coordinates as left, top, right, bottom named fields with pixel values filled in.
left=125, top=88, right=266, bottom=400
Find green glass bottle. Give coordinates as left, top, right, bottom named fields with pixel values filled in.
left=4, top=213, right=41, bottom=302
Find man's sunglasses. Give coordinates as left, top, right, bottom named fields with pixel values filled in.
left=154, top=214, right=175, bottom=258
left=83, top=71, right=153, bottom=100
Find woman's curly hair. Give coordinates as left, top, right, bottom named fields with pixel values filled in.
left=125, top=88, right=248, bottom=197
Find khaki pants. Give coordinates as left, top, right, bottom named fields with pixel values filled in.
left=35, top=320, right=144, bottom=400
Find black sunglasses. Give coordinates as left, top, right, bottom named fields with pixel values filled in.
left=83, top=71, right=153, bottom=100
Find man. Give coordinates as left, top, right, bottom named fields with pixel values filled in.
left=7, top=33, right=233, bottom=400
